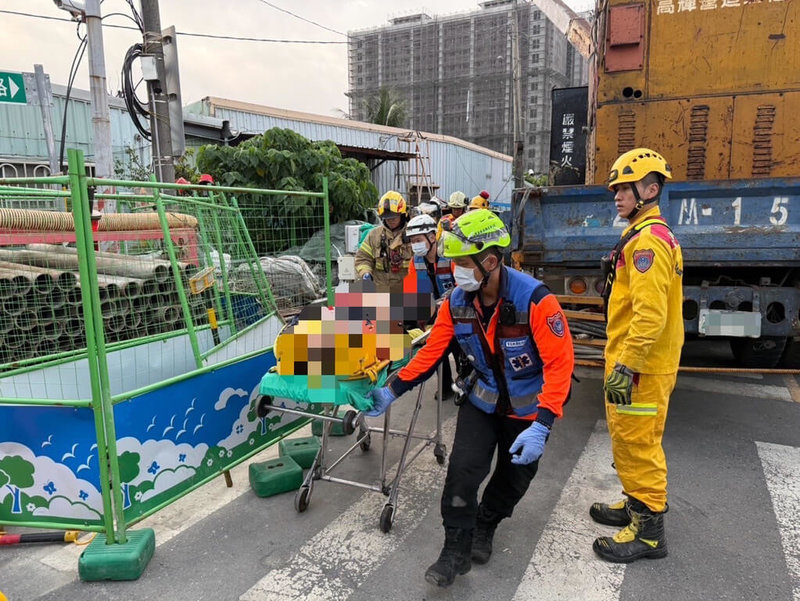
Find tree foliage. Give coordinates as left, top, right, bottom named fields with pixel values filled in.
left=196, top=128, right=378, bottom=255
left=363, top=87, right=408, bottom=128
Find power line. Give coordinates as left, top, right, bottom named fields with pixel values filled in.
left=254, top=0, right=348, bottom=38
left=0, top=9, right=348, bottom=44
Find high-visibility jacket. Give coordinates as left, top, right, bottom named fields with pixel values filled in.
left=403, top=255, right=455, bottom=299
left=389, top=266, right=574, bottom=424
left=605, top=206, right=684, bottom=374
left=354, top=224, right=412, bottom=291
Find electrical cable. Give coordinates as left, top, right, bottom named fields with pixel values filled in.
left=121, top=43, right=152, bottom=140
left=0, top=9, right=347, bottom=43
left=254, top=0, right=348, bottom=38
left=58, top=36, right=88, bottom=173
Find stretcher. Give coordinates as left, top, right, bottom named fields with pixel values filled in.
left=256, top=329, right=446, bottom=533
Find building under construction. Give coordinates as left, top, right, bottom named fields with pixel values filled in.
left=347, top=0, right=589, bottom=174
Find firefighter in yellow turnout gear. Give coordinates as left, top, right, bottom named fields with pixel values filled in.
left=592, top=148, right=684, bottom=563
left=355, top=191, right=412, bottom=291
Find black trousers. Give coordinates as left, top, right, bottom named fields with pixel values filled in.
left=441, top=401, right=539, bottom=529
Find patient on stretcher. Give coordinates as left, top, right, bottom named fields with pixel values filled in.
left=273, top=280, right=433, bottom=385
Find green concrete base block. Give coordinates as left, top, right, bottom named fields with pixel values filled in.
left=312, top=409, right=350, bottom=436
left=78, top=529, right=155, bottom=582
left=279, top=436, right=321, bottom=469
left=249, top=456, right=303, bottom=497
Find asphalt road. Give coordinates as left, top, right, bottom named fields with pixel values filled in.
left=2, top=340, right=798, bottom=601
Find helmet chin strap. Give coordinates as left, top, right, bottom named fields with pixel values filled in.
left=472, top=256, right=494, bottom=289
left=625, top=183, right=658, bottom=220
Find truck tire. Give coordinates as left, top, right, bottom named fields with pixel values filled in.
left=730, top=336, right=787, bottom=369
left=778, top=337, right=800, bottom=369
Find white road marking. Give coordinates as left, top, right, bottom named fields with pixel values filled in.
left=756, top=441, right=800, bottom=601
left=240, top=418, right=455, bottom=601
left=676, top=375, right=792, bottom=402
left=512, top=420, right=625, bottom=601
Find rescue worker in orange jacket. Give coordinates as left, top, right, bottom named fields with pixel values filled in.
left=366, top=210, right=574, bottom=587
left=404, top=214, right=456, bottom=397
left=354, top=191, right=412, bottom=291
left=591, top=148, right=684, bottom=564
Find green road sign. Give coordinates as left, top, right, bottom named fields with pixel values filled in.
left=0, top=72, right=27, bottom=104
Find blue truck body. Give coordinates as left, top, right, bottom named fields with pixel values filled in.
left=511, top=177, right=800, bottom=366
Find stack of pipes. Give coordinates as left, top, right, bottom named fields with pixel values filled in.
left=0, top=244, right=208, bottom=364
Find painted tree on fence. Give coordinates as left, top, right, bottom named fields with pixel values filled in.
left=0, top=456, right=35, bottom=515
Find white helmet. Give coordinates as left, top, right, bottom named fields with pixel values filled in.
left=416, top=202, right=440, bottom=217
left=448, top=191, right=467, bottom=209
left=406, top=214, right=437, bottom=237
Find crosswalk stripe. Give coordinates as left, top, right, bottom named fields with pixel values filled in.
left=240, top=417, right=455, bottom=601
left=512, top=420, right=625, bottom=601
left=756, top=441, right=800, bottom=601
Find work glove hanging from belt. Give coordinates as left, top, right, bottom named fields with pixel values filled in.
left=509, top=421, right=550, bottom=465
left=365, top=386, right=397, bottom=417
left=604, top=363, right=635, bottom=405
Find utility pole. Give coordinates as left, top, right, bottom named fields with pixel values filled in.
left=84, top=0, right=115, bottom=215
left=84, top=0, right=114, bottom=182
left=510, top=0, right=524, bottom=189
left=33, top=65, right=59, bottom=178
left=141, top=0, right=175, bottom=183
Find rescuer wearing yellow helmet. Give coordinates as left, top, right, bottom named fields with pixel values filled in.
left=592, top=148, right=684, bottom=564
left=354, top=190, right=413, bottom=291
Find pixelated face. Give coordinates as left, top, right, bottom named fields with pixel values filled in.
left=274, top=281, right=432, bottom=383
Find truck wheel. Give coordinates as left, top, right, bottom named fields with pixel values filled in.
left=730, top=336, right=787, bottom=369
left=778, top=337, right=800, bottom=369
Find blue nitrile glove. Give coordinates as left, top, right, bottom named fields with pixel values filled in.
left=365, top=386, right=397, bottom=417
left=604, top=362, right=635, bottom=405
left=362, top=273, right=373, bottom=281
left=509, top=421, right=550, bottom=465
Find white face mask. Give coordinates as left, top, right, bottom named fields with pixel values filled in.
left=453, top=264, right=481, bottom=291
left=411, top=241, right=429, bottom=256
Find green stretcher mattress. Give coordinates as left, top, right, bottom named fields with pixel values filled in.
left=259, top=355, right=411, bottom=412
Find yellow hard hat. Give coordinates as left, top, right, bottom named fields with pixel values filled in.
left=607, top=148, right=672, bottom=190
left=377, top=190, right=408, bottom=216
left=468, top=195, right=489, bottom=211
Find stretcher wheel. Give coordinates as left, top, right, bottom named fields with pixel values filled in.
left=295, top=485, right=311, bottom=513
left=256, top=396, right=273, bottom=418
left=380, top=504, right=394, bottom=533
left=434, top=443, right=446, bottom=465
left=359, top=431, right=371, bottom=452
left=342, top=410, right=358, bottom=436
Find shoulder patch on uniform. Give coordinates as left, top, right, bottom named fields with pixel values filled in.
left=633, top=248, right=655, bottom=273
left=546, top=311, right=566, bottom=337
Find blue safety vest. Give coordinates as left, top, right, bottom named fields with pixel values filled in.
left=449, top=267, right=546, bottom=416
left=410, top=255, right=455, bottom=299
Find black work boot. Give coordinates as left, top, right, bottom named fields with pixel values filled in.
left=590, top=499, right=631, bottom=527
left=593, top=500, right=667, bottom=563
left=425, top=527, right=473, bottom=587
left=472, top=505, right=502, bottom=565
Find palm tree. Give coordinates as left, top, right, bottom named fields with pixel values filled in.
left=363, top=87, right=408, bottom=128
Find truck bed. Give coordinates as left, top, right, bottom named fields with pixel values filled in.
left=513, top=178, right=800, bottom=267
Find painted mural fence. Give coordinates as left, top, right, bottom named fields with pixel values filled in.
left=0, top=149, right=332, bottom=556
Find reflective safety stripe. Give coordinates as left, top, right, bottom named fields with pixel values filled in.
left=451, top=306, right=478, bottom=319
left=615, top=402, right=658, bottom=416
